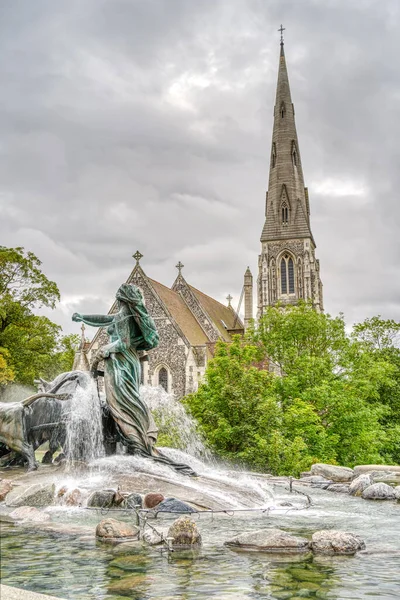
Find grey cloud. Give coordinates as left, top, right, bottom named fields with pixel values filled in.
left=1, top=0, right=400, bottom=335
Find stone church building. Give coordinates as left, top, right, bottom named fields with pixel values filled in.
left=74, top=36, right=323, bottom=398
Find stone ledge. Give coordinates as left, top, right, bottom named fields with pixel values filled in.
left=0, top=584, right=66, bottom=600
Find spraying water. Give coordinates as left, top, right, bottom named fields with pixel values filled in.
left=63, top=379, right=104, bottom=465
left=141, top=385, right=211, bottom=460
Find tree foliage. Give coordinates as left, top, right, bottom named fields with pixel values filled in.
left=0, top=246, right=76, bottom=386
left=185, top=303, right=400, bottom=475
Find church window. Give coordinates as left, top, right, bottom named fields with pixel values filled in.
left=158, top=367, right=168, bottom=392
left=280, top=102, right=285, bottom=118
left=291, top=141, right=298, bottom=167
left=272, top=143, right=276, bottom=168
left=281, top=202, right=289, bottom=225
left=280, top=258, right=287, bottom=294
left=280, top=254, right=295, bottom=295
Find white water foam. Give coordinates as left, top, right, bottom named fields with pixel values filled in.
left=63, top=380, right=104, bottom=465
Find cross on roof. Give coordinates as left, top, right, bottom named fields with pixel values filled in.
left=176, top=261, right=184, bottom=275
left=278, top=24, right=285, bottom=44
left=226, top=294, right=233, bottom=307
left=133, top=250, right=143, bottom=265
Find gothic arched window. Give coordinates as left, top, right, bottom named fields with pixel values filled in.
left=281, top=202, right=289, bottom=225
left=280, top=102, right=285, bottom=118
left=272, top=143, right=276, bottom=168
left=158, top=367, right=168, bottom=392
left=280, top=254, right=295, bottom=295
left=280, top=258, right=287, bottom=294
left=291, top=141, right=298, bottom=167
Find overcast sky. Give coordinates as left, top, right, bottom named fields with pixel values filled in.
left=1, top=0, right=399, bottom=336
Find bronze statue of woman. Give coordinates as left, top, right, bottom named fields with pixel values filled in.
left=72, top=283, right=196, bottom=476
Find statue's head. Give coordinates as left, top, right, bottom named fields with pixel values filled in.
left=116, top=283, right=143, bottom=306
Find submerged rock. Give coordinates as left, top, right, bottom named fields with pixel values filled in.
left=155, top=497, right=197, bottom=513
left=225, top=528, right=310, bottom=553
left=311, top=530, right=365, bottom=555
left=87, top=490, right=116, bottom=508
left=9, top=506, right=51, bottom=523
left=361, top=483, right=396, bottom=500
left=5, top=482, right=55, bottom=507
left=142, top=526, right=169, bottom=545
left=349, top=474, right=372, bottom=497
left=144, top=492, right=164, bottom=509
left=96, top=518, right=139, bottom=541
left=167, top=516, right=202, bottom=547
left=0, top=479, right=13, bottom=501
left=310, top=463, right=354, bottom=482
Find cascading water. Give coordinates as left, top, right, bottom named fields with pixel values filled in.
left=63, top=379, right=104, bottom=465
left=141, top=385, right=211, bottom=460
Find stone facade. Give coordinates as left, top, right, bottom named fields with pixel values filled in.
left=257, top=41, right=323, bottom=316
left=83, top=263, right=243, bottom=399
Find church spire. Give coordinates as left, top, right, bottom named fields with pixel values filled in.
left=261, top=33, right=313, bottom=244
left=257, top=32, right=323, bottom=315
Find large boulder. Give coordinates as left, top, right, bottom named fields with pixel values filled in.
left=0, top=479, right=13, bottom=501
left=394, top=487, right=400, bottom=500
left=155, top=497, right=197, bottom=513
left=5, top=483, right=55, bottom=507
left=225, top=528, right=310, bottom=553
left=96, top=518, right=139, bottom=541
left=353, top=464, right=400, bottom=477
left=87, top=490, right=116, bottom=508
left=9, top=506, right=51, bottom=523
left=310, top=463, right=354, bottom=482
left=311, top=530, right=365, bottom=555
left=167, top=516, right=202, bottom=547
left=361, top=483, right=396, bottom=500
left=144, top=492, right=164, bottom=509
left=349, top=474, right=372, bottom=497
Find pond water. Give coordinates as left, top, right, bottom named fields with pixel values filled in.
left=1, top=485, right=399, bottom=600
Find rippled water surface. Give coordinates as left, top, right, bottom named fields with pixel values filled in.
left=1, top=486, right=399, bottom=600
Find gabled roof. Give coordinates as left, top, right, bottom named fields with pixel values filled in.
left=148, top=278, right=209, bottom=346
left=188, top=285, right=243, bottom=342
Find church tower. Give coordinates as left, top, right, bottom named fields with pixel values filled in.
left=257, top=32, right=323, bottom=316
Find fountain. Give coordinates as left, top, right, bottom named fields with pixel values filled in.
left=0, top=282, right=399, bottom=600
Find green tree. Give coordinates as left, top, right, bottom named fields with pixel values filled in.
left=0, top=246, right=75, bottom=385
left=185, top=303, right=397, bottom=475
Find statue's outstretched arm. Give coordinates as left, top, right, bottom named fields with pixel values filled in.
left=72, top=313, right=114, bottom=327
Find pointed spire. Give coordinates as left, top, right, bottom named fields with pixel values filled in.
left=260, top=34, right=314, bottom=245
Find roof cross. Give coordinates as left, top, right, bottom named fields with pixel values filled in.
left=226, top=294, right=233, bottom=307
left=133, top=250, right=143, bottom=265
left=176, top=261, right=184, bottom=275
left=278, top=24, right=285, bottom=45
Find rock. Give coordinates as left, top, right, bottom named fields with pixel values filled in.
left=225, top=528, right=310, bottom=553
left=370, top=471, right=400, bottom=485
left=125, top=492, right=143, bottom=509
left=155, top=497, right=197, bottom=513
left=300, top=471, right=312, bottom=478
left=361, top=483, right=396, bottom=500
left=167, top=516, right=202, bottom=547
left=299, top=475, right=332, bottom=484
left=87, top=490, right=116, bottom=508
left=310, top=463, right=354, bottom=482
left=0, top=479, right=13, bottom=501
left=326, top=483, right=350, bottom=493
left=65, top=488, right=83, bottom=506
left=394, top=487, right=400, bottom=500
left=57, top=485, right=68, bottom=498
left=9, top=506, right=51, bottom=523
left=5, top=483, right=55, bottom=507
left=96, top=518, right=139, bottom=541
left=311, top=530, right=365, bottom=555
left=349, top=474, right=372, bottom=497
left=142, top=527, right=169, bottom=545
left=144, top=492, right=164, bottom=509
left=353, top=464, right=400, bottom=477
